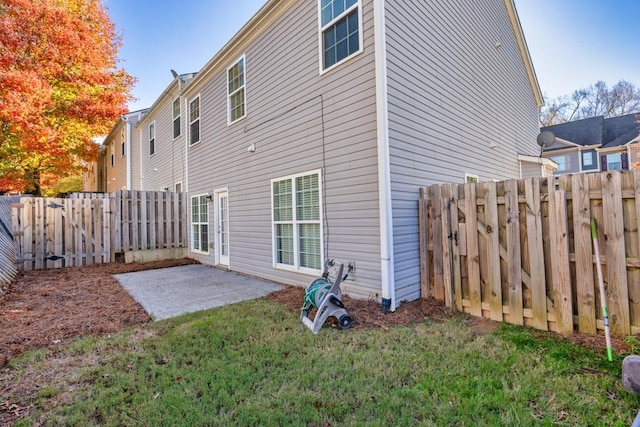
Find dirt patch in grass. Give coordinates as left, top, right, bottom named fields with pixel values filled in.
left=266, top=285, right=455, bottom=330
left=0, top=258, right=199, bottom=365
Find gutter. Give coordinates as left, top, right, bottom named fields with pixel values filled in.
left=373, top=0, right=396, bottom=312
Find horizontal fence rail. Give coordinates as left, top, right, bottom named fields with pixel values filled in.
left=420, top=170, right=640, bottom=337
left=12, top=190, right=188, bottom=271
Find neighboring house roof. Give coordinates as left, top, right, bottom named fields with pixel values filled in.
left=542, top=116, right=604, bottom=147
left=542, top=113, right=640, bottom=150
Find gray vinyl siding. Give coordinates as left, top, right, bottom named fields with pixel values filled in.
left=104, top=120, right=127, bottom=192
left=385, top=0, right=541, bottom=302
left=127, top=114, right=145, bottom=190
left=138, top=90, right=186, bottom=191
left=184, top=0, right=383, bottom=299
left=520, top=161, right=544, bottom=178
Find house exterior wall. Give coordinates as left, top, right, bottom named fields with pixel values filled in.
left=181, top=0, right=384, bottom=299
left=548, top=150, right=581, bottom=175
left=126, top=112, right=146, bottom=190
left=520, top=161, right=544, bottom=178
left=138, top=85, right=186, bottom=192
left=384, top=0, right=541, bottom=301
left=104, top=119, right=128, bottom=192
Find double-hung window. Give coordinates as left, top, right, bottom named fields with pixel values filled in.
left=149, top=122, right=155, bottom=156
left=272, top=171, right=322, bottom=272
left=227, top=56, right=246, bottom=124
left=319, top=0, right=361, bottom=70
left=173, top=97, right=181, bottom=139
left=191, top=195, right=208, bottom=253
left=189, top=96, right=200, bottom=145
left=120, top=126, right=126, bottom=157
left=606, top=153, right=622, bottom=170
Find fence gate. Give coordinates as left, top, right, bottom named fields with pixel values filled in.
left=12, top=190, right=188, bottom=271
left=419, top=170, right=640, bottom=337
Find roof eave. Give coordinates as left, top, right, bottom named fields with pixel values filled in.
left=503, top=0, right=544, bottom=108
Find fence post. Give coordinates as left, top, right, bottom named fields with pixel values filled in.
left=505, top=179, right=523, bottom=325
left=419, top=187, right=429, bottom=298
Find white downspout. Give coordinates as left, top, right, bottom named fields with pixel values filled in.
left=125, top=121, right=132, bottom=190
left=184, top=95, right=189, bottom=192
left=373, top=0, right=396, bottom=312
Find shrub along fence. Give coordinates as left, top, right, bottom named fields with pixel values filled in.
left=419, top=170, right=640, bottom=337
left=12, top=190, right=188, bottom=271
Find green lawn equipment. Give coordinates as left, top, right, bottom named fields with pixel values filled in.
left=301, top=260, right=353, bottom=334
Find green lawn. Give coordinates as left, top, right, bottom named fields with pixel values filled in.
left=7, top=298, right=640, bottom=426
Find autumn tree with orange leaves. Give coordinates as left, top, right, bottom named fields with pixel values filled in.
left=0, top=0, right=135, bottom=195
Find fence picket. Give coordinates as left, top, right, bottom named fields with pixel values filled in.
left=572, top=173, right=596, bottom=333
left=505, top=179, right=523, bottom=325
left=548, top=190, right=573, bottom=333
left=601, top=171, right=630, bottom=335
left=482, top=182, right=502, bottom=322
left=464, top=184, right=482, bottom=317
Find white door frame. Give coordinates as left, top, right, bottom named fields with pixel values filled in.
left=215, top=188, right=229, bottom=266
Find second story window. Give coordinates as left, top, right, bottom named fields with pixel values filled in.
left=189, top=96, right=200, bottom=145
left=149, top=122, right=155, bottom=156
left=320, top=0, right=361, bottom=71
left=173, top=97, right=181, bottom=139
left=120, top=126, right=126, bottom=157
left=110, top=142, right=114, bottom=167
left=227, top=57, right=246, bottom=124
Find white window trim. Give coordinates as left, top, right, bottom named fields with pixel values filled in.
left=148, top=121, right=156, bottom=157
left=317, top=0, right=364, bottom=75
left=189, top=94, right=201, bottom=147
left=271, top=169, right=324, bottom=275
left=227, top=55, right=247, bottom=125
left=190, top=193, right=209, bottom=255
left=464, top=173, right=479, bottom=183
left=120, top=126, right=126, bottom=157
left=172, top=96, right=181, bottom=140
left=214, top=187, right=230, bottom=266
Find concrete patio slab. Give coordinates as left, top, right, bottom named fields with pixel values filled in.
left=114, top=264, right=284, bottom=320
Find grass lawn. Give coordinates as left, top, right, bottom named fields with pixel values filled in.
left=6, top=298, right=640, bottom=426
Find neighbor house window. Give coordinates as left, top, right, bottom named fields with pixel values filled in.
left=175, top=182, right=182, bottom=193
left=272, top=171, right=322, bottom=271
left=227, top=57, right=246, bottom=124
left=173, top=97, right=181, bottom=139
left=191, top=194, right=209, bottom=253
left=320, top=0, right=361, bottom=70
left=606, top=153, right=622, bottom=170
left=120, top=126, right=126, bottom=157
left=582, top=151, right=593, bottom=167
left=189, top=96, right=200, bottom=145
left=149, top=122, right=155, bottom=156
left=551, top=155, right=568, bottom=171
left=464, top=173, right=479, bottom=183
left=110, top=142, right=114, bottom=167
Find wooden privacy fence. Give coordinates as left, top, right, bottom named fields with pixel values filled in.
left=12, top=190, right=188, bottom=270
left=419, top=170, right=640, bottom=337
left=0, top=195, right=20, bottom=285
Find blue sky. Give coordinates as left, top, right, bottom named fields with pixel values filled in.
left=105, top=0, right=640, bottom=111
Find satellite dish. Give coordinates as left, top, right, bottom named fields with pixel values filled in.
left=537, top=131, right=556, bottom=149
